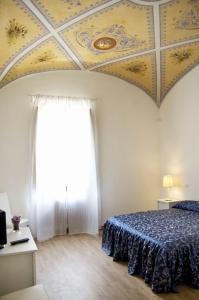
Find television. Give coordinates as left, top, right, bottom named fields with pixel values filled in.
left=0, top=210, right=7, bottom=248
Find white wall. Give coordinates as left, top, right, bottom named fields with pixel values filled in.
left=160, top=65, right=199, bottom=200
left=0, top=70, right=159, bottom=224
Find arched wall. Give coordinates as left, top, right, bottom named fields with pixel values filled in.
left=159, top=65, right=199, bottom=200
left=0, top=70, right=159, bottom=224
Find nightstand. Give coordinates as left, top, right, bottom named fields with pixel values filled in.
left=157, top=199, right=180, bottom=210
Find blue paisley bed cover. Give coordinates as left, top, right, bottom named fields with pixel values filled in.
left=102, top=203, right=199, bottom=293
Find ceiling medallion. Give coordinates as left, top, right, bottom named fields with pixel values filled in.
left=76, top=24, right=145, bottom=54
left=93, top=37, right=117, bottom=51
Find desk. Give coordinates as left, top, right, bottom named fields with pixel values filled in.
left=0, top=227, right=38, bottom=296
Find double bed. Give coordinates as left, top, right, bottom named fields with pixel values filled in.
left=102, top=201, right=199, bottom=293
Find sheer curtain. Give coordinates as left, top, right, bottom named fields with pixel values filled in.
left=29, top=95, right=99, bottom=241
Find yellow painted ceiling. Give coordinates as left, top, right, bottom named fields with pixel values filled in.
left=0, top=0, right=199, bottom=106
left=0, top=38, right=79, bottom=89
left=96, top=52, right=156, bottom=99
left=161, top=41, right=199, bottom=99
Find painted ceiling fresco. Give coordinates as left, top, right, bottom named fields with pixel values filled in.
left=0, top=0, right=199, bottom=106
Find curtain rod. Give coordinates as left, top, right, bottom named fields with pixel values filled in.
left=29, top=94, right=97, bottom=102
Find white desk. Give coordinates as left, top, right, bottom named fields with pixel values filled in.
left=0, top=227, right=38, bottom=296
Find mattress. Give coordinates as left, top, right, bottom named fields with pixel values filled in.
left=102, top=201, right=199, bottom=292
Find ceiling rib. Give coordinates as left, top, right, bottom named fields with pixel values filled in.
left=57, top=0, right=122, bottom=33
left=0, top=0, right=198, bottom=106
left=129, top=0, right=155, bottom=6
left=22, top=0, right=84, bottom=69
left=0, top=0, right=124, bottom=81
left=161, top=37, right=199, bottom=51
left=89, top=49, right=155, bottom=71
left=134, top=0, right=174, bottom=4
left=0, top=33, right=51, bottom=82
left=153, top=2, right=161, bottom=106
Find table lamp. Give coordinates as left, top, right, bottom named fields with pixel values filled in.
left=163, top=174, right=174, bottom=201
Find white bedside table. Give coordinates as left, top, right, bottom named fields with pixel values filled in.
left=157, top=199, right=180, bottom=210
left=0, top=227, right=38, bottom=296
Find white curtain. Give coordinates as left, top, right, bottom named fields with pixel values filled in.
left=29, top=95, right=99, bottom=241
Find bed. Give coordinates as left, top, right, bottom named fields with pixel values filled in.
left=102, top=201, right=199, bottom=293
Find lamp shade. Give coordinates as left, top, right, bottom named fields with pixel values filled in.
left=163, top=175, right=173, bottom=188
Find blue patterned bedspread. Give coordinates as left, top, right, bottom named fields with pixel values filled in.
left=102, top=204, right=199, bottom=293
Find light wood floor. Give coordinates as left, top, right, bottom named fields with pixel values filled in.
left=36, top=234, right=199, bottom=300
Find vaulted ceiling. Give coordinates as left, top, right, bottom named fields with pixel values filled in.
left=0, top=0, right=199, bottom=106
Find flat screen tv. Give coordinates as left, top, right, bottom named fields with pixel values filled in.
left=0, top=210, right=7, bottom=248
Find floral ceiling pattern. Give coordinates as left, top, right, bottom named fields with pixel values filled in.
left=0, top=0, right=199, bottom=106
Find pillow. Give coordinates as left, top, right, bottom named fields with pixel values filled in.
left=172, top=200, right=199, bottom=212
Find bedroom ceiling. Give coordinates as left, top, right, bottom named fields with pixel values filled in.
left=0, top=0, right=199, bottom=106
